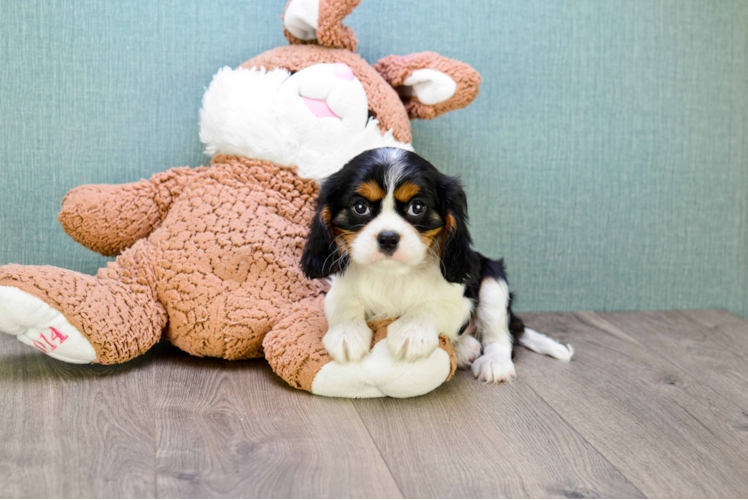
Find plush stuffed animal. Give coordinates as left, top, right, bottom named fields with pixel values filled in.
left=0, top=0, right=480, bottom=398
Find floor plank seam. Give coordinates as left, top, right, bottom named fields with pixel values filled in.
left=153, top=356, right=159, bottom=500
left=592, top=311, right=748, bottom=454
left=351, top=402, right=406, bottom=499
left=680, top=311, right=748, bottom=363
left=519, top=380, right=648, bottom=499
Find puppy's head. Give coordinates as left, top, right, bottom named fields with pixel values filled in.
left=301, top=147, right=473, bottom=283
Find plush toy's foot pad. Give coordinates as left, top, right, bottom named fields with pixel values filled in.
left=265, top=298, right=458, bottom=399
left=311, top=336, right=453, bottom=398
left=0, top=286, right=97, bottom=363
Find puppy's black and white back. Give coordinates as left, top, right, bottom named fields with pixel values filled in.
left=302, top=147, right=572, bottom=382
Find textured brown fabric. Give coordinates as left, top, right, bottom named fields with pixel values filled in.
left=283, top=0, right=361, bottom=52
left=1, top=156, right=328, bottom=363
left=0, top=239, right=167, bottom=364
left=1, top=3, right=479, bottom=397
left=242, top=46, right=412, bottom=144
left=263, top=295, right=332, bottom=391
left=374, top=52, right=482, bottom=120
left=59, top=167, right=208, bottom=257
left=439, top=335, right=457, bottom=382
left=368, top=319, right=396, bottom=346
left=264, top=297, right=456, bottom=393
left=148, top=156, right=328, bottom=360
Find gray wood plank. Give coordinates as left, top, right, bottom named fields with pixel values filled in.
left=679, top=309, right=748, bottom=355
left=519, top=311, right=748, bottom=498
left=0, top=335, right=156, bottom=498
left=598, top=310, right=748, bottom=447
left=154, top=345, right=402, bottom=499
left=352, top=369, right=644, bottom=498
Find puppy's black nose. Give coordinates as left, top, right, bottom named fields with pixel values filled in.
left=377, top=231, right=400, bottom=254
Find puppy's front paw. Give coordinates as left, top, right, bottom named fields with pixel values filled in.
left=323, top=322, right=373, bottom=364
left=387, top=319, right=439, bottom=362
left=472, top=344, right=516, bottom=383
left=455, top=334, right=482, bottom=369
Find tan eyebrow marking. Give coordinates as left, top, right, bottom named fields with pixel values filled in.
left=357, top=180, right=385, bottom=201
left=394, top=182, right=420, bottom=202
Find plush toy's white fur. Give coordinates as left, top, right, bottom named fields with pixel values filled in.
left=199, top=64, right=413, bottom=181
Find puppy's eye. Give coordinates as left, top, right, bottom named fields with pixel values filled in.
left=408, top=201, right=426, bottom=217
left=353, top=200, right=370, bottom=216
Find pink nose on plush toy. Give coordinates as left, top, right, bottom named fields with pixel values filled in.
left=332, top=63, right=355, bottom=80
left=301, top=97, right=340, bottom=119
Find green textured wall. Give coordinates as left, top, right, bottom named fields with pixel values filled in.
left=1, top=0, right=746, bottom=317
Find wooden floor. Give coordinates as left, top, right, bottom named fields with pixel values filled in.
left=1, top=309, right=748, bottom=498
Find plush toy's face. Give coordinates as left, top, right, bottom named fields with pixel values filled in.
left=200, top=0, right=482, bottom=183
left=199, top=63, right=409, bottom=181
left=281, top=63, right=365, bottom=124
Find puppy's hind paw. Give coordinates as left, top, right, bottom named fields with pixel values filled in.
left=471, top=344, right=516, bottom=383
left=455, top=334, right=481, bottom=369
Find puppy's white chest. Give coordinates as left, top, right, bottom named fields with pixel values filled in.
left=337, top=263, right=473, bottom=334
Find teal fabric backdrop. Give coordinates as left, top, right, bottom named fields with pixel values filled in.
left=1, top=1, right=746, bottom=317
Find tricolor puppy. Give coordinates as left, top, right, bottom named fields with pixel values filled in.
left=302, top=148, right=573, bottom=382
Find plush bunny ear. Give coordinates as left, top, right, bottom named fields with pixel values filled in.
left=374, top=52, right=481, bottom=120
left=283, top=0, right=361, bottom=52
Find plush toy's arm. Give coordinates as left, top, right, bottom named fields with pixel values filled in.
left=58, top=166, right=208, bottom=257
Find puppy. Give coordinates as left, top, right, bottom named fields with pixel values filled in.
left=301, top=148, right=573, bottom=382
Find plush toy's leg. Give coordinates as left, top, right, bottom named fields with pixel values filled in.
left=264, top=297, right=457, bottom=398
left=0, top=286, right=97, bottom=363
left=0, top=241, right=167, bottom=364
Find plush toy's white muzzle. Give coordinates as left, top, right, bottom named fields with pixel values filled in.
left=199, top=63, right=412, bottom=182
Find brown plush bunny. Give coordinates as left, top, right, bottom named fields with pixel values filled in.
left=0, top=0, right=480, bottom=398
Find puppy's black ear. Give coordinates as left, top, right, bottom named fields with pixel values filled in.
left=439, top=175, right=476, bottom=284
left=301, top=204, right=347, bottom=279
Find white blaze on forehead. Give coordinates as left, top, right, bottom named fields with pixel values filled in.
left=374, top=148, right=409, bottom=194
left=375, top=148, right=409, bottom=214
left=381, top=189, right=396, bottom=213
